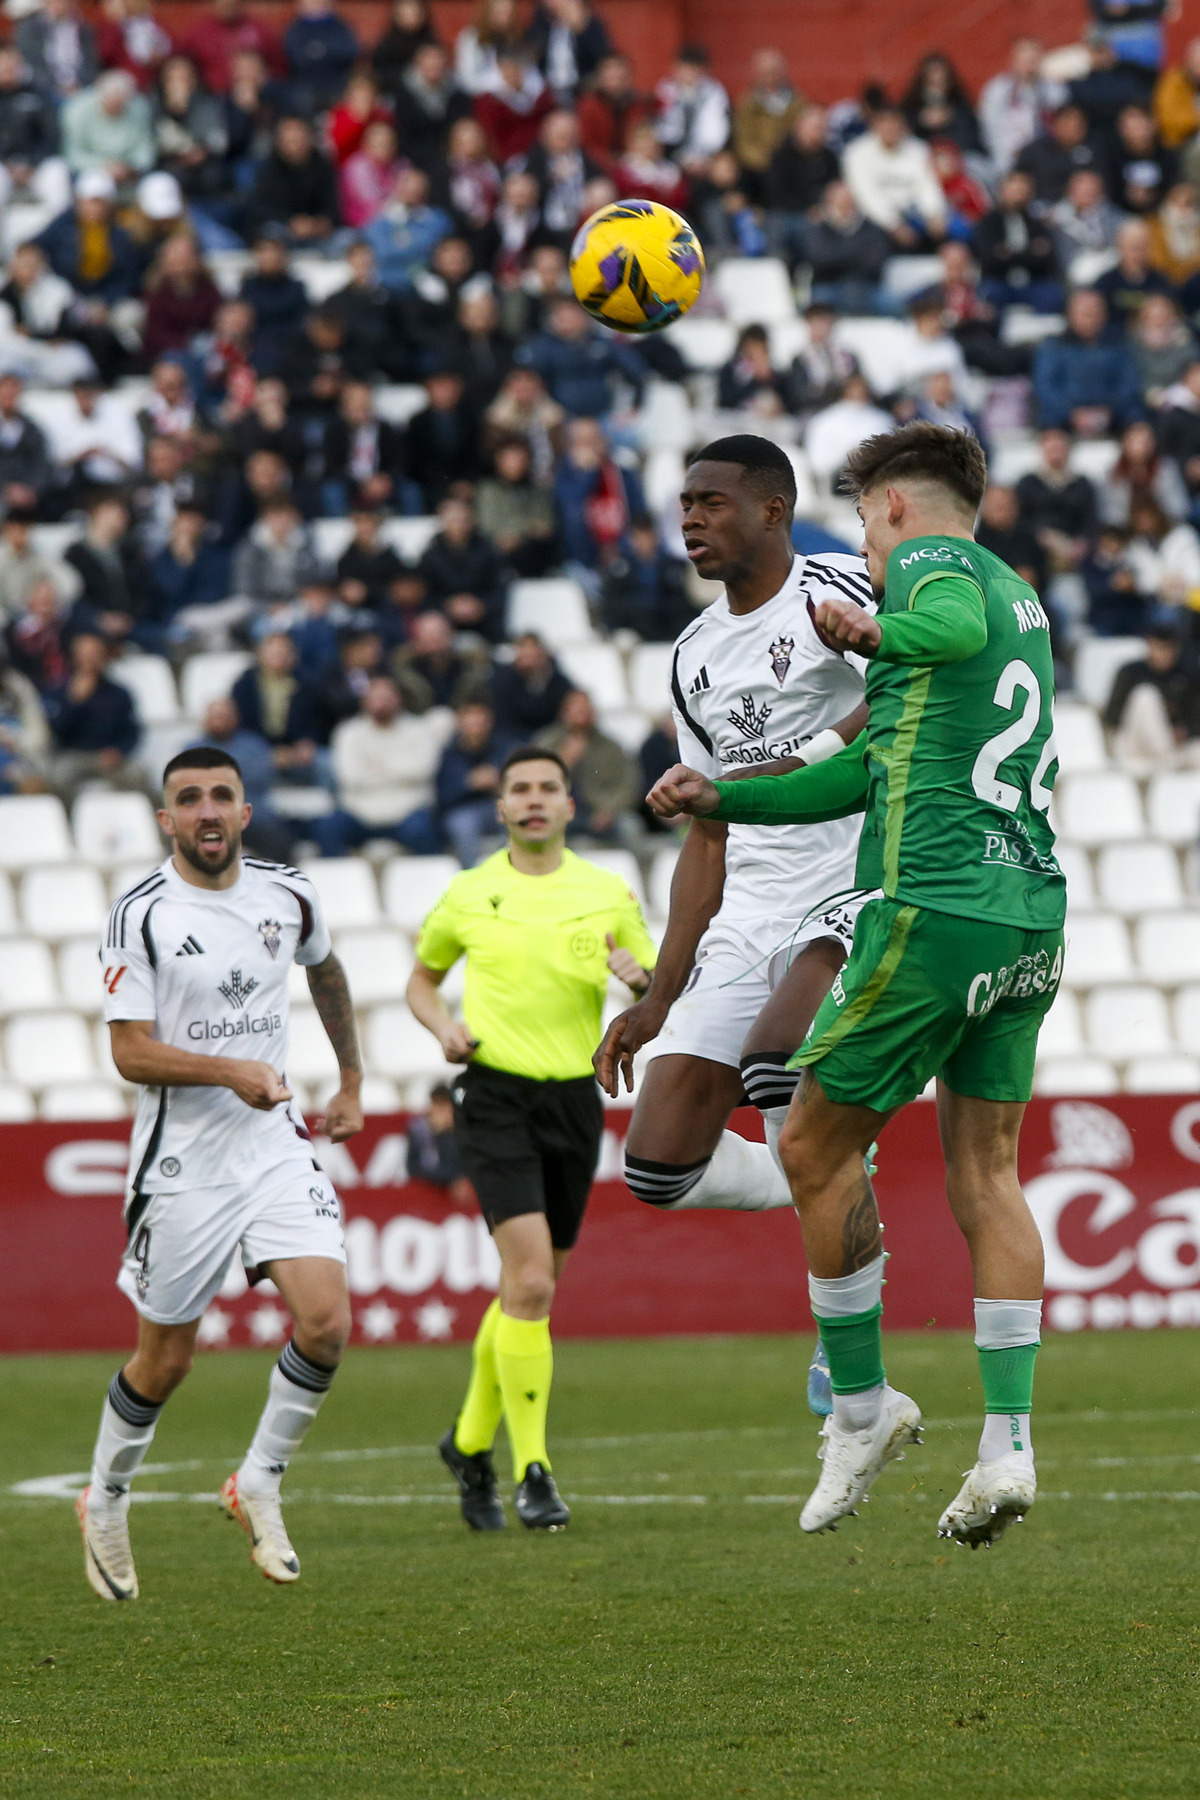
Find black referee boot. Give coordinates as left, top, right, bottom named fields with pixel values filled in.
left=439, top=1429, right=506, bottom=1531
left=515, top=1462, right=570, bottom=1531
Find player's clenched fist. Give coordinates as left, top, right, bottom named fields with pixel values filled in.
left=226, top=1060, right=293, bottom=1110
left=646, top=764, right=721, bottom=820
left=811, top=596, right=882, bottom=655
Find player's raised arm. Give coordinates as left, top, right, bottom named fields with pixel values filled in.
left=306, top=950, right=364, bottom=1142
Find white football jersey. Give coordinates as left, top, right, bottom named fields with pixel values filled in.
left=102, top=857, right=332, bottom=1206
left=670, top=552, right=875, bottom=933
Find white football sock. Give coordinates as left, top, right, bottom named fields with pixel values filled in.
left=808, top=1252, right=886, bottom=1319
left=979, top=1411, right=1033, bottom=1463
left=89, top=1370, right=164, bottom=1503
left=832, top=1381, right=885, bottom=1432
left=763, top=1105, right=789, bottom=1180
left=669, top=1128, right=792, bottom=1211
left=238, top=1339, right=337, bottom=1496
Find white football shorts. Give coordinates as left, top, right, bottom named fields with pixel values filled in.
left=118, top=1156, right=346, bottom=1325
left=646, top=899, right=864, bottom=1071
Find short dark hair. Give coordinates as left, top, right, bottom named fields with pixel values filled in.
left=839, top=423, right=987, bottom=515
left=499, top=745, right=572, bottom=787
left=162, top=745, right=243, bottom=789
left=688, top=434, right=797, bottom=520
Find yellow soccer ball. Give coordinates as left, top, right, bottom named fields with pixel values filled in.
left=568, top=199, right=705, bottom=334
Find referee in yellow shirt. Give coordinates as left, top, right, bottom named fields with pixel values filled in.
left=407, top=746, right=657, bottom=1531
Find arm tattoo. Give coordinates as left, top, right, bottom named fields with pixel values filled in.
left=841, top=1177, right=883, bottom=1275
left=306, top=952, right=362, bottom=1078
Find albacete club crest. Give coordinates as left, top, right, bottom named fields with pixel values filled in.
left=259, top=917, right=282, bottom=959
left=769, top=634, right=794, bottom=686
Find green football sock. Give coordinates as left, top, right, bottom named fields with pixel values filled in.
left=495, top=1311, right=553, bottom=1479
left=816, top=1304, right=885, bottom=1396
left=454, top=1298, right=503, bottom=1455
left=978, top=1342, right=1039, bottom=1415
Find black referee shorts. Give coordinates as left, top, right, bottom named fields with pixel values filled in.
left=454, top=1064, right=604, bottom=1251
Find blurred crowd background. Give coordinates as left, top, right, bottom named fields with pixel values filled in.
left=0, top=0, right=1192, bottom=1111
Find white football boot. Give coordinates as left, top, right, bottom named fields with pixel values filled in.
left=76, top=1486, right=138, bottom=1601
left=937, top=1453, right=1036, bottom=1549
left=220, top=1472, right=300, bottom=1583
left=800, top=1385, right=923, bottom=1534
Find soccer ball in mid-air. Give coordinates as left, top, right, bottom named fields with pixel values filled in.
left=569, top=200, right=705, bottom=334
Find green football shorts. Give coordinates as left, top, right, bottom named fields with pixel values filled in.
left=790, top=896, right=1064, bottom=1115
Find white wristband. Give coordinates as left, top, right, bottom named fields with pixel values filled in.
left=802, top=727, right=845, bottom=766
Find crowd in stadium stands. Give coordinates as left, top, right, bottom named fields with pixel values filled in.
left=0, top=0, right=1199, bottom=859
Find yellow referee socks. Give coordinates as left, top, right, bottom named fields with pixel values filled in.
left=454, top=1298, right=503, bottom=1456
left=495, top=1311, right=554, bottom=1478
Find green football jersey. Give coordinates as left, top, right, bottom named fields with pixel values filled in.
left=856, top=534, right=1065, bottom=931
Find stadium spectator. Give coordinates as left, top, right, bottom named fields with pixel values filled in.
left=364, top=164, right=452, bottom=291
left=393, top=609, right=487, bottom=713
left=732, top=49, right=802, bottom=198
left=717, top=324, right=789, bottom=415
left=142, top=233, right=222, bottom=361
left=793, top=180, right=892, bottom=312
left=1095, top=217, right=1177, bottom=325
left=1130, top=294, right=1197, bottom=403
left=405, top=1083, right=472, bottom=1199
left=975, top=483, right=1048, bottom=595
left=972, top=169, right=1062, bottom=314
left=1103, top=609, right=1200, bottom=763
left=637, top=708, right=678, bottom=832
left=179, top=0, right=283, bottom=96
left=787, top=301, right=859, bottom=412
left=521, top=294, right=645, bottom=418
left=520, top=108, right=599, bottom=242
left=336, top=505, right=407, bottom=611
left=0, top=509, right=77, bottom=623
left=1124, top=494, right=1200, bottom=602
left=554, top=414, right=644, bottom=572
left=391, top=41, right=472, bottom=174
left=1154, top=37, right=1200, bottom=155
left=900, top=52, right=981, bottom=152
left=406, top=366, right=483, bottom=506
left=476, top=435, right=558, bottom=575
left=474, top=46, right=555, bottom=164
left=61, top=68, right=155, bottom=188
left=454, top=0, right=524, bottom=98
left=312, top=673, right=451, bottom=856
left=1148, top=182, right=1200, bottom=288
left=577, top=53, right=648, bottom=171
left=654, top=43, right=730, bottom=173
left=1081, top=524, right=1147, bottom=635
left=453, top=286, right=515, bottom=407
left=44, top=629, right=140, bottom=801
left=249, top=114, right=340, bottom=245
left=1106, top=104, right=1176, bottom=217
left=417, top=492, right=505, bottom=637
left=489, top=629, right=569, bottom=735
left=36, top=171, right=143, bottom=380
left=764, top=105, right=839, bottom=257
left=0, top=43, right=70, bottom=216
left=599, top=514, right=693, bottom=640
left=372, top=0, right=439, bottom=98
left=0, top=638, right=48, bottom=792
left=16, top=0, right=99, bottom=104
left=526, top=0, right=613, bottom=103
left=304, top=624, right=386, bottom=736
left=0, top=377, right=53, bottom=515
left=338, top=120, right=403, bottom=229
left=52, top=380, right=144, bottom=498
left=8, top=573, right=70, bottom=690
left=806, top=373, right=894, bottom=489
left=1033, top=288, right=1146, bottom=433
left=978, top=37, right=1065, bottom=173
left=1016, top=102, right=1103, bottom=204
left=1016, top=428, right=1100, bottom=572
left=149, top=505, right=233, bottom=643
left=435, top=693, right=520, bottom=864
left=98, top=0, right=172, bottom=93
left=232, top=497, right=320, bottom=604
left=535, top=686, right=635, bottom=841
left=64, top=492, right=148, bottom=645
left=239, top=229, right=310, bottom=370
left=842, top=104, right=947, bottom=247
left=284, top=0, right=359, bottom=114
left=1050, top=166, right=1126, bottom=269
left=1100, top=420, right=1188, bottom=526
left=230, top=630, right=324, bottom=781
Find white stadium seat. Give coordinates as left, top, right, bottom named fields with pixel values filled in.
left=599, top=707, right=652, bottom=752
left=1073, top=637, right=1146, bottom=710
left=373, top=385, right=428, bottom=426
left=6, top=1010, right=96, bottom=1085
left=711, top=256, right=796, bottom=324
left=0, top=872, right=22, bottom=936
left=0, top=795, right=72, bottom=869
left=291, top=255, right=350, bottom=304
left=59, top=938, right=105, bottom=1012
left=1070, top=439, right=1122, bottom=483
left=21, top=865, right=108, bottom=941
left=1035, top=989, right=1084, bottom=1058
left=1095, top=842, right=1183, bottom=913
left=642, top=446, right=687, bottom=513
left=0, top=1082, right=35, bottom=1120
left=557, top=643, right=628, bottom=710
left=660, top=316, right=736, bottom=370
left=381, top=855, right=459, bottom=935
left=283, top=1009, right=341, bottom=1083
left=40, top=1082, right=127, bottom=1120
left=1056, top=772, right=1143, bottom=845
left=29, top=522, right=83, bottom=561
left=299, top=859, right=380, bottom=930
left=380, top=516, right=441, bottom=560
left=1085, top=985, right=1173, bottom=1058
left=1173, top=986, right=1200, bottom=1055
left=1063, top=913, right=1133, bottom=986
left=312, top=518, right=354, bottom=563
left=0, top=939, right=57, bottom=1014
left=649, top=845, right=680, bottom=916
left=1033, top=1055, right=1119, bottom=1095
left=72, top=792, right=162, bottom=866
left=365, top=1004, right=447, bottom=1079
left=180, top=651, right=253, bottom=722
left=108, top=861, right=160, bottom=903
left=581, top=847, right=647, bottom=906
left=629, top=642, right=677, bottom=712
left=1057, top=842, right=1096, bottom=911
left=831, top=318, right=917, bottom=394
left=1124, top=1054, right=1200, bottom=1093
left=331, top=929, right=414, bottom=1003
left=1052, top=701, right=1108, bottom=774
left=109, top=656, right=179, bottom=726
left=1134, top=911, right=1200, bottom=984
left=507, top=578, right=593, bottom=647
left=1147, top=771, right=1200, bottom=846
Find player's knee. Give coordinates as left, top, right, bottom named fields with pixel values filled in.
left=295, top=1301, right=352, bottom=1363
left=504, top=1266, right=555, bottom=1316
left=738, top=1049, right=798, bottom=1116
left=624, top=1150, right=709, bottom=1209
left=143, top=1342, right=194, bottom=1397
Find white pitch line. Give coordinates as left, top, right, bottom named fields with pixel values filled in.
left=12, top=1483, right=1200, bottom=1508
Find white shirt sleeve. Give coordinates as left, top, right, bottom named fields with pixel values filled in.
left=290, top=874, right=332, bottom=968
left=101, top=908, right=158, bottom=1023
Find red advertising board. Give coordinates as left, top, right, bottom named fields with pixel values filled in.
left=2, top=1097, right=1199, bottom=1354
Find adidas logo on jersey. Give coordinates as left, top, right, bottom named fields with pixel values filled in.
left=218, top=968, right=260, bottom=1009
left=688, top=666, right=711, bottom=695
left=175, top=935, right=205, bottom=956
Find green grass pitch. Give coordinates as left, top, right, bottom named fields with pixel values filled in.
left=3, top=1331, right=1199, bottom=1800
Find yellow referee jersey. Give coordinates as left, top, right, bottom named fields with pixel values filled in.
left=415, top=848, right=658, bottom=1081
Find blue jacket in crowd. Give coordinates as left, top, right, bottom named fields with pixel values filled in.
left=36, top=209, right=142, bottom=303
left=517, top=328, right=645, bottom=417
left=363, top=203, right=452, bottom=293
left=1032, top=332, right=1146, bottom=430
left=284, top=8, right=360, bottom=109
left=46, top=675, right=139, bottom=755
